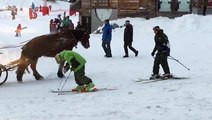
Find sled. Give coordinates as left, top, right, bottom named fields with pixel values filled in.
left=0, top=59, right=28, bottom=85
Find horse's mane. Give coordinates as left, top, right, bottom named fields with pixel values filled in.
left=69, top=29, right=87, bottom=40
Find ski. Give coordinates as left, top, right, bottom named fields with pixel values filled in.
left=133, top=76, right=190, bottom=83
left=50, top=88, right=116, bottom=94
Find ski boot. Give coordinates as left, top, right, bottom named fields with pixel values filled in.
left=150, top=74, right=161, bottom=80
left=72, top=85, right=85, bottom=92
left=162, top=73, right=173, bottom=80
left=84, top=82, right=95, bottom=92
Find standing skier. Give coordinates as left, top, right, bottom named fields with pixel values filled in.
left=102, top=19, right=112, bottom=58
left=55, top=50, right=95, bottom=92
left=123, top=20, right=138, bottom=58
left=150, top=26, right=171, bottom=79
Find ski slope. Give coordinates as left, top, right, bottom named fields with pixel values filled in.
left=0, top=0, right=212, bottom=120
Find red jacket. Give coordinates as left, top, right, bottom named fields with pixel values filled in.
left=16, top=24, right=22, bottom=32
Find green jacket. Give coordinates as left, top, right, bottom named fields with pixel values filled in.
left=59, top=50, right=86, bottom=72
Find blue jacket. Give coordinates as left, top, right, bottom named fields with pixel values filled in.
left=102, top=23, right=112, bottom=42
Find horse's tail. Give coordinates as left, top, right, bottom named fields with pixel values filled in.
left=6, top=59, right=21, bottom=71
left=6, top=55, right=30, bottom=73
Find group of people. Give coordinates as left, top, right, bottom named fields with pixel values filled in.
left=49, top=14, right=76, bottom=33
left=101, top=19, right=139, bottom=58
left=54, top=19, right=172, bottom=92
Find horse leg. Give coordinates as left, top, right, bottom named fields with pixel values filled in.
left=30, top=58, right=44, bottom=80
left=16, top=59, right=29, bottom=82
left=57, top=61, right=65, bottom=78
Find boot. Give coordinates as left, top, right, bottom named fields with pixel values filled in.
left=135, top=51, right=139, bottom=57
left=162, top=73, right=172, bottom=79
left=84, top=82, right=95, bottom=92
left=123, top=55, right=129, bottom=58
left=150, top=74, right=161, bottom=80
left=72, top=85, right=85, bottom=92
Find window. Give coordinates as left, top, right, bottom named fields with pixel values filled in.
left=178, top=0, right=190, bottom=12
left=159, top=0, right=171, bottom=12
left=158, top=0, right=190, bottom=12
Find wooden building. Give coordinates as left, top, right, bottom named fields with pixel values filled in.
left=70, top=0, right=212, bottom=33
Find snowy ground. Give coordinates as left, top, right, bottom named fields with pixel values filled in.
left=0, top=0, right=212, bottom=120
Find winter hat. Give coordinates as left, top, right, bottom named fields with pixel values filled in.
left=153, top=26, right=160, bottom=30
left=125, top=20, right=130, bottom=25
left=105, top=19, right=109, bottom=23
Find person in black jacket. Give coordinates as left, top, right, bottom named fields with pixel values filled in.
left=150, top=26, right=171, bottom=79
left=123, top=20, right=138, bottom=58
left=54, top=14, right=62, bottom=32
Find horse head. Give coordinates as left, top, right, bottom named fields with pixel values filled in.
left=60, top=29, right=90, bottom=49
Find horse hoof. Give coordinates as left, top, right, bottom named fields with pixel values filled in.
left=35, top=75, right=44, bottom=80
left=17, top=80, right=22, bottom=83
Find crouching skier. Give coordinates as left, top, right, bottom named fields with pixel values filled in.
left=55, top=50, right=95, bottom=92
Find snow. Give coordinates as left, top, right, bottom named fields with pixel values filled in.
left=1, top=0, right=212, bottom=120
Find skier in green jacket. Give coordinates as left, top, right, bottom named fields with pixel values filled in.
left=55, top=50, right=95, bottom=92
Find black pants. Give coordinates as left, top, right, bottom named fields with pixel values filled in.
left=153, top=53, right=170, bottom=75
left=203, top=6, right=207, bottom=16
left=124, top=42, right=137, bottom=56
left=102, top=41, right=112, bottom=57
left=74, top=65, right=92, bottom=86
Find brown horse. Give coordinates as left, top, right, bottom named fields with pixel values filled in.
left=14, top=29, right=90, bottom=82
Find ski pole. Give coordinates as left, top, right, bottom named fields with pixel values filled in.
left=59, top=71, right=71, bottom=91
left=57, top=62, right=66, bottom=90
left=168, top=56, right=190, bottom=71
left=58, top=76, right=64, bottom=91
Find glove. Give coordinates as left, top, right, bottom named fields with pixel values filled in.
left=57, top=71, right=64, bottom=78
left=151, top=52, right=155, bottom=56
left=166, top=51, right=170, bottom=56
left=70, top=67, right=75, bottom=71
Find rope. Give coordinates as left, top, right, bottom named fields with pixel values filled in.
left=0, top=39, right=29, bottom=50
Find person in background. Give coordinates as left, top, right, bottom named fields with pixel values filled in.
left=75, top=21, right=83, bottom=30
left=62, top=16, right=70, bottom=30
left=123, top=20, right=139, bottom=58
left=69, top=20, right=74, bottom=30
left=150, top=26, right=171, bottom=79
left=55, top=50, right=95, bottom=92
left=15, top=24, right=22, bottom=37
left=49, top=5, right=52, bottom=11
left=11, top=10, right=16, bottom=20
left=102, top=19, right=112, bottom=58
left=50, top=19, right=57, bottom=33
left=54, top=14, right=62, bottom=32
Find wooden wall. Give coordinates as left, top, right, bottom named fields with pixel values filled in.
left=80, top=0, right=204, bottom=18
